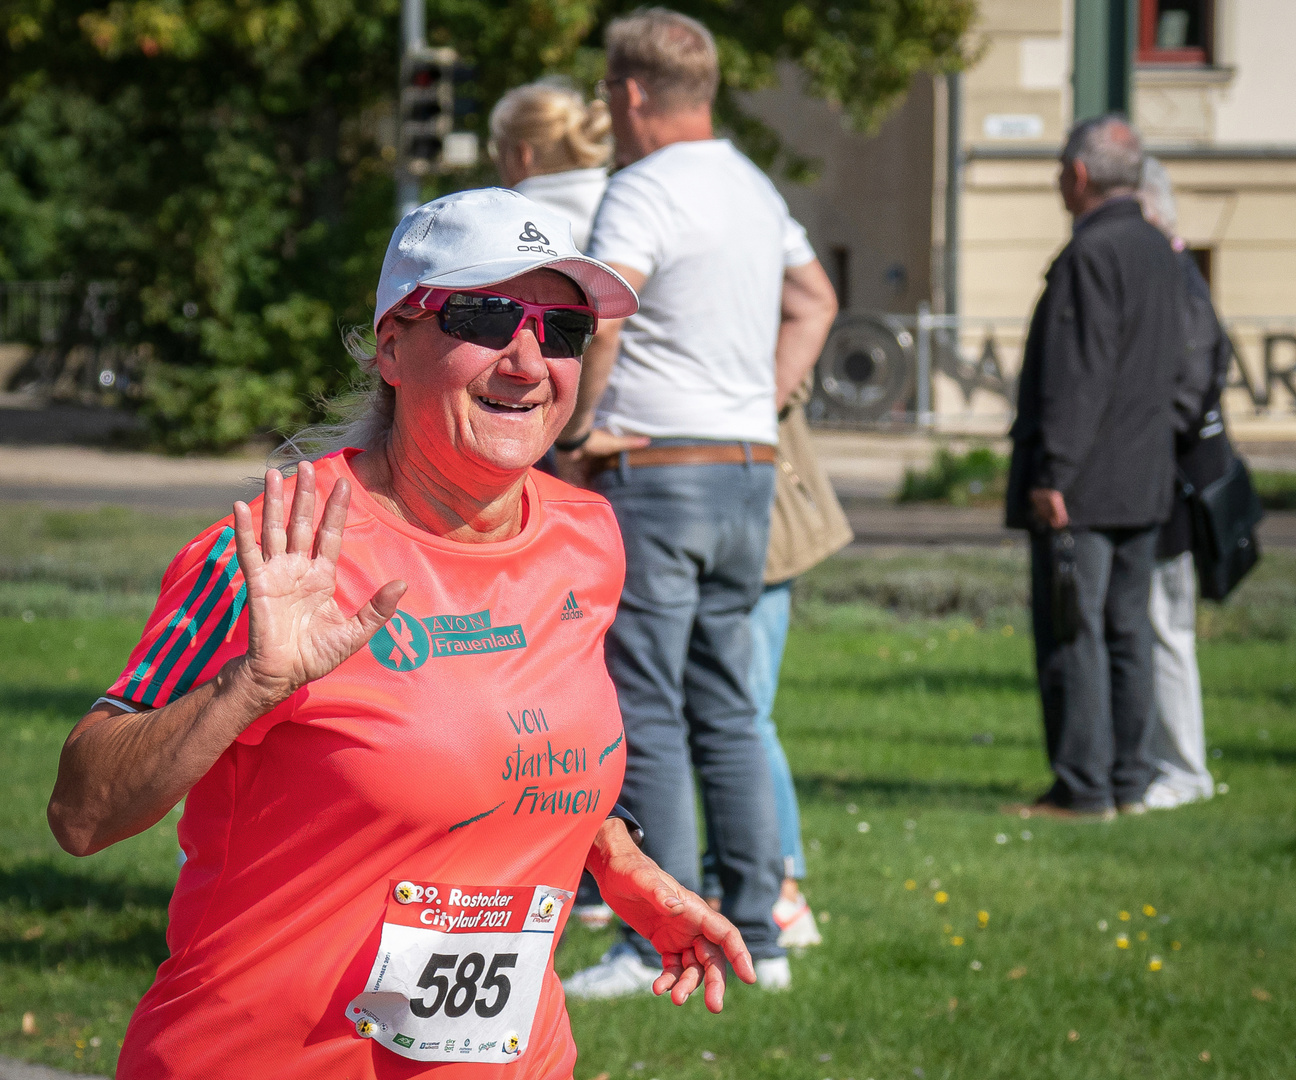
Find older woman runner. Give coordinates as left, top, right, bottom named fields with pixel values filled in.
left=47, top=188, right=754, bottom=1080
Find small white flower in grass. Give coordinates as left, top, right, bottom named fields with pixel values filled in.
left=1020, top=830, right=1032, bottom=841
left=819, top=1053, right=833, bottom=1062
left=846, top=803, right=858, bottom=814
left=858, top=821, right=870, bottom=833
left=701, top=1051, right=716, bottom=1061
left=1098, top=919, right=1108, bottom=931
left=995, top=833, right=1009, bottom=844
left=970, top=960, right=983, bottom=970
left=905, top=819, right=917, bottom=831
left=1217, top=782, right=1229, bottom=794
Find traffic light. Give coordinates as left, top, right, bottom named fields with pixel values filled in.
left=399, top=47, right=478, bottom=176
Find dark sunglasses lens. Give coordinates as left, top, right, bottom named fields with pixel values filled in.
left=541, top=309, right=596, bottom=358
left=439, top=294, right=522, bottom=349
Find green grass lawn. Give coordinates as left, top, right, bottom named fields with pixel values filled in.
left=1, top=507, right=1293, bottom=1078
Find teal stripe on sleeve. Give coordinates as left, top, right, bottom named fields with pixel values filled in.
left=124, top=527, right=236, bottom=699
left=168, top=583, right=248, bottom=703
left=139, top=555, right=240, bottom=705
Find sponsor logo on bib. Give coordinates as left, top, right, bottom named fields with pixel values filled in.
left=370, top=608, right=527, bottom=671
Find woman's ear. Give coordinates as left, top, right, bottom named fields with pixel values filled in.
left=375, top=317, right=402, bottom=388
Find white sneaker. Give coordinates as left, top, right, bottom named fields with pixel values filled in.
left=563, top=942, right=658, bottom=1000
left=1145, top=780, right=1207, bottom=810
left=773, top=893, right=823, bottom=947
left=755, top=955, right=792, bottom=991
left=573, top=902, right=615, bottom=930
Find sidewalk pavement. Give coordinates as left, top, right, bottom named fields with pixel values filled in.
left=1, top=433, right=1293, bottom=547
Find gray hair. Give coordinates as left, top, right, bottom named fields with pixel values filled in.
left=605, top=8, right=720, bottom=110
left=1138, top=156, right=1177, bottom=236
left=1061, top=114, right=1144, bottom=194
left=271, top=325, right=395, bottom=468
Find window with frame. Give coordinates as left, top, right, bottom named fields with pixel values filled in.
left=1138, top=0, right=1212, bottom=65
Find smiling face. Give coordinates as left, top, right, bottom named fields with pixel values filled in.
left=375, top=268, right=584, bottom=487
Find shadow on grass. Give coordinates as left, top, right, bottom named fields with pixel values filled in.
left=0, top=917, right=170, bottom=969
left=1207, top=743, right=1296, bottom=767
left=796, top=773, right=1030, bottom=811
left=0, top=858, right=174, bottom=914
left=787, top=721, right=1041, bottom=752
left=782, top=669, right=1037, bottom=697
left=0, top=685, right=102, bottom=719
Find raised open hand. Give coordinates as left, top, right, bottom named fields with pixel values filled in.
left=232, top=461, right=406, bottom=709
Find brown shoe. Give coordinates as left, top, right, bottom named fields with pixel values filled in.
left=1001, top=800, right=1117, bottom=822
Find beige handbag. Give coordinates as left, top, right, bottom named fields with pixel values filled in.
left=765, top=388, right=854, bottom=584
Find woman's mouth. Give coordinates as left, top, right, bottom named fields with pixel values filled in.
left=476, top=396, right=538, bottom=413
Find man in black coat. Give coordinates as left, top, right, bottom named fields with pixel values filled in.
left=1005, top=115, right=1187, bottom=819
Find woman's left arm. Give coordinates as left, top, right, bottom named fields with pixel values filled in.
left=584, top=817, right=756, bottom=1012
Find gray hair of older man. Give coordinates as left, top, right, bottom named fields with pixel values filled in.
left=605, top=8, right=719, bottom=110
left=1138, top=156, right=1177, bottom=236
left=1061, top=114, right=1144, bottom=193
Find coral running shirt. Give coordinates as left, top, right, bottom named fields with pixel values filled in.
left=107, top=450, right=627, bottom=1080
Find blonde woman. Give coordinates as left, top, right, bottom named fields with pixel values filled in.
left=490, top=81, right=612, bottom=250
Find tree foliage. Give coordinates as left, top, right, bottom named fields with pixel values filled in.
left=0, top=0, right=973, bottom=450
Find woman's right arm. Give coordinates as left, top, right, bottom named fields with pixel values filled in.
left=47, top=461, right=405, bottom=857
left=48, top=660, right=288, bottom=856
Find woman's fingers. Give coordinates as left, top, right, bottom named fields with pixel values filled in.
left=314, top=478, right=352, bottom=563
left=652, top=954, right=682, bottom=998
left=285, top=461, right=316, bottom=555
left=353, top=581, right=408, bottom=642
left=709, top=918, right=755, bottom=985
left=232, top=501, right=265, bottom=574
left=698, top=941, right=729, bottom=1013
left=261, top=469, right=287, bottom=558
left=668, top=956, right=704, bottom=1006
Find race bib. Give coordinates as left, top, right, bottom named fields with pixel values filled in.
left=346, top=880, right=572, bottom=1064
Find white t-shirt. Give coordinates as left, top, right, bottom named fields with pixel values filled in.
left=587, top=139, right=815, bottom=445
left=514, top=167, right=608, bottom=251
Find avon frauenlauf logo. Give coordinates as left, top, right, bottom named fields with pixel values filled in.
left=518, top=221, right=549, bottom=244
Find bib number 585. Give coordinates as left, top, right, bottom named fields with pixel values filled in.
left=411, top=952, right=518, bottom=1019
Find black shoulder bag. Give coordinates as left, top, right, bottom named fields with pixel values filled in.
left=1183, top=457, right=1264, bottom=601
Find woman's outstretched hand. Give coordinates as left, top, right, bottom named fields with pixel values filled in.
left=232, top=461, right=406, bottom=709
left=585, top=818, right=756, bottom=1013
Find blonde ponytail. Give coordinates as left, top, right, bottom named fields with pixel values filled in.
left=489, top=82, right=612, bottom=175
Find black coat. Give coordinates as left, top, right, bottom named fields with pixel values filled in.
left=1157, top=250, right=1236, bottom=558
left=1006, top=197, right=1187, bottom=531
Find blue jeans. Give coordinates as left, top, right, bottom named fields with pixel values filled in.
left=750, top=581, right=805, bottom=879
left=596, top=453, right=784, bottom=961
left=703, top=580, right=805, bottom=896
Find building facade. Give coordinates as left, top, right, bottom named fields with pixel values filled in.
left=745, top=0, right=1296, bottom=430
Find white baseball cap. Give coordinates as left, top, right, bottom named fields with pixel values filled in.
left=373, top=187, right=638, bottom=330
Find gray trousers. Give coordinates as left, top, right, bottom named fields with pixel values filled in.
left=1148, top=552, right=1214, bottom=802
left=1029, top=526, right=1158, bottom=810
left=596, top=455, right=784, bottom=961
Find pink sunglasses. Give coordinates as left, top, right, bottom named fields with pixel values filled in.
left=398, top=286, right=598, bottom=358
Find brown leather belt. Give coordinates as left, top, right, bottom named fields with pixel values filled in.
left=589, top=443, right=776, bottom=475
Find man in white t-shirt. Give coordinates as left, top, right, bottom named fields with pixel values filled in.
left=557, top=7, right=839, bottom=998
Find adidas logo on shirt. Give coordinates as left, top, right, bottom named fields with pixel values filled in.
left=560, top=591, right=585, bottom=621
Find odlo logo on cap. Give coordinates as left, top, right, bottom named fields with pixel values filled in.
left=517, top=221, right=556, bottom=257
